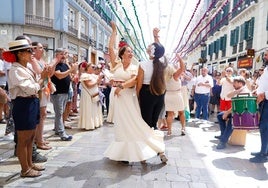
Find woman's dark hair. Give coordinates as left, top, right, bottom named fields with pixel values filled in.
left=149, top=56, right=167, bottom=95
left=31, top=41, right=40, bottom=47
left=118, top=46, right=128, bottom=60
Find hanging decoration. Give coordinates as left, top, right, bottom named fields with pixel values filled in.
left=130, top=0, right=147, bottom=50
left=104, top=0, right=147, bottom=60
left=181, top=0, right=244, bottom=56
left=174, top=0, right=202, bottom=52
left=117, top=0, right=148, bottom=59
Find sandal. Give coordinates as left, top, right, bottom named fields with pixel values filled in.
left=20, top=168, right=42, bottom=178
left=32, top=164, right=45, bottom=171
left=181, top=129, right=186, bottom=136
left=160, top=125, right=168, bottom=131
left=167, top=130, right=172, bottom=136
left=159, top=153, right=168, bottom=163
left=37, top=143, right=52, bottom=150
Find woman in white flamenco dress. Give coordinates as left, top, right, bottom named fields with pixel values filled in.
left=78, top=63, right=103, bottom=130
left=104, top=21, right=167, bottom=163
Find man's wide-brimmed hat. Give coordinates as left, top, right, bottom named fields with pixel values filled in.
left=2, top=39, right=32, bottom=63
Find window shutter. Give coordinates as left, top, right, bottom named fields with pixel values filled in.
left=240, top=23, right=245, bottom=42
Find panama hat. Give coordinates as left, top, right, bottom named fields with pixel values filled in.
left=2, top=39, right=33, bottom=63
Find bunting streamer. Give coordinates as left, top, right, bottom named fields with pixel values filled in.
left=117, top=0, right=148, bottom=59
left=97, top=0, right=246, bottom=61
left=174, top=0, right=202, bottom=52
left=130, top=0, right=147, bottom=50
left=104, top=0, right=146, bottom=60
left=181, top=0, right=244, bottom=56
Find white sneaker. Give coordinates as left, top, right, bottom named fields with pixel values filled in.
left=190, top=110, right=195, bottom=114
left=2, top=133, right=14, bottom=141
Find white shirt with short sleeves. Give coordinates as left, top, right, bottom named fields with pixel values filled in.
left=194, top=74, right=213, bottom=94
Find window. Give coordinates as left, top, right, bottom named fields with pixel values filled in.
left=68, top=6, right=76, bottom=28
left=26, top=0, right=33, bottom=14
left=25, top=0, right=51, bottom=18
left=45, top=0, right=50, bottom=18
left=80, top=16, right=87, bottom=34
left=91, top=23, right=97, bottom=40
left=36, top=0, right=43, bottom=16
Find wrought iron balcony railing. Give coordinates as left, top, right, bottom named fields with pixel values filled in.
left=25, top=14, right=53, bottom=28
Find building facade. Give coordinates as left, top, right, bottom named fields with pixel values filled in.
left=0, top=0, right=116, bottom=64
left=182, top=0, right=267, bottom=73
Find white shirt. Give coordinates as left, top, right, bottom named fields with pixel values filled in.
left=220, top=77, right=234, bottom=100
left=8, top=62, right=40, bottom=99
left=194, top=74, right=213, bottom=94
left=0, top=59, right=10, bottom=86
left=257, top=66, right=268, bottom=99
left=140, top=60, right=153, bottom=84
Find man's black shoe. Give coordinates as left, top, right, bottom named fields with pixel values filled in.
left=249, top=154, right=268, bottom=163
left=216, top=142, right=226, bottom=149
left=214, top=135, right=221, bottom=139
left=251, top=152, right=268, bottom=156
left=32, top=153, right=48, bottom=163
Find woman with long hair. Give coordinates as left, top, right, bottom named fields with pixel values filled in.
left=136, top=28, right=167, bottom=130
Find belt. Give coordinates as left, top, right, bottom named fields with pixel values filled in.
left=17, top=95, right=38, bottom=98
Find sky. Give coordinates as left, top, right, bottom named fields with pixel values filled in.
left=119, top=0, right=200, bottom=58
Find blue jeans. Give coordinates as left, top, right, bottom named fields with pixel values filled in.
left=217, top=112, right=233, bottom=143
left=259, top=100, right=268, bottom=154
left=194, top=93, right=210, bottom=120
left=50, top=94, right=68, bottom=137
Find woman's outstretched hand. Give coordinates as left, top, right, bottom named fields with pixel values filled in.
left=111, top=21, right=117, bottom=33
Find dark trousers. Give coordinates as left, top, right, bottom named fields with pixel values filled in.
left=259, top=100, right=268, bottom=154
left=217, top=112, right=233, bottom=143
left=139, top=85, right=165, bottom=129
left=102, top=86, right=111, bottom=114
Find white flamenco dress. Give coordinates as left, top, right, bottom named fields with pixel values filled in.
left=78, top=73, right=103, bottom=130
left=104, top=63, right=165, bottom=162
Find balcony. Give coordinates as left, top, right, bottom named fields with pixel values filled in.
left=89, top=38, right=97, bottom=48
left=81, top=33, right=89, bottom=42
left=25, top=14, right=53, bottom=28
left=68, top=26, right=78, bottom=36
left=98, top=43, right=103, bottom=50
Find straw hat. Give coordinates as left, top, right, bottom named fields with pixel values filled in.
left=2, top=39, right=32, bottom=63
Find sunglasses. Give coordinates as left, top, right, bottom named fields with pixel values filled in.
left=259, top=69, right=264, bottom=71
left=20, top=48, right=33, bottom=53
